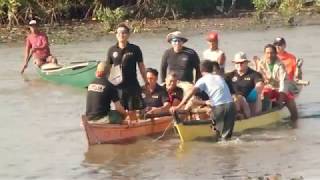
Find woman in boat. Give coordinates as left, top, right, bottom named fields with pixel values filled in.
left=141, top=68, right=171, bottom=115
left=203, top=31, right=226, bottom=73
left=20, top=20, right=58, bottom=74
left=105, top=23, right=147, bottom=120
left=257, top=44, right=298, bottom=121
left=171, top=60, right=236, bottom=141
left=225, top=52, right=264, bottom=118
left=86, top=62, right=127, bottom=124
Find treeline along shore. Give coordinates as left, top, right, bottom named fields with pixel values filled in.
left=0, top=0, right=320, bottom=43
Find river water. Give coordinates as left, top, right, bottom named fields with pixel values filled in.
left=1, top=25, right=320, bottom=180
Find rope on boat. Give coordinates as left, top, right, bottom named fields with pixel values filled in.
left=152, top=121, right=173, bottom=142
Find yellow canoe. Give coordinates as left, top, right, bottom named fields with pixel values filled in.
left=174, top=108, right=285, bottom=142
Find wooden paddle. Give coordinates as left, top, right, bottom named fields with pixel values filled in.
left=20, top=53, right=33, bottom=74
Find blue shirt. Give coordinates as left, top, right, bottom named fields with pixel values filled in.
left=195, top=73, right=233, bottom=106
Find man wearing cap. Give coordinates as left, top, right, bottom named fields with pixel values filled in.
left=20, top=20, right=57, bottom=74
left=273, top=37, right=297, bottom=81
left=258, top=44, right=298, bottom=121
left=225, top=52, right=264, bottom=118
left=106, top=23, right=147, bottom=120
left=203, top=31, right=226, bottom=73
left=160, top=31, right=201, bottom=84
left=86, top=62, right=127, bottom=124
left=171, top=60, right=236, bottom=141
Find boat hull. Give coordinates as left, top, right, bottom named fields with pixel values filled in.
left=82, top=115, right=173, bottom=145
left=37, top=61, right=98, bottom=88
left=174, top=109, right=283, bottom=142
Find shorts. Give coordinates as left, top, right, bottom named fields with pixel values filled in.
left=246, top=89, right=258, bottom=103
left=118, top=87, right=145, bottom=111
left=262, top=88, right=295, bottom=102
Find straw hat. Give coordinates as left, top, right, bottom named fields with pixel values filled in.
left=232, top=52, right=250, bottom=63
left=166, top=31, right=188, bottom=43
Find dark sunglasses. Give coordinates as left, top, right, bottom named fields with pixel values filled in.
left=171, top=38, right=182, bottom=43
left=235, top=62, right=246, bottom=65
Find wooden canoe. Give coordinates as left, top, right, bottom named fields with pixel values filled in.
left=82, top=115, right=173, bottom=145
left=174, top=108, right=284, bottom=142
left=37, top=61, right=98, bottom=88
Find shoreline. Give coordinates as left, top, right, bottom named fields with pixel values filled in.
left=1, top=10, right=320, bottom=45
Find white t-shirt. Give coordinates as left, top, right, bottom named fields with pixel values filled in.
left=203, top=49, right=225, bottom=68
left=195, top=73, right=232, bottom=107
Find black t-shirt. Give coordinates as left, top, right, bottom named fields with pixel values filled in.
left=141, top=84, right=169, bottom=108
left=164, top=85, right=184, bottom=105
left=160, top=47, right=200, bottom=83
left=106, top=43, right=143, bottom=89
left=225, top=68, right=263, bottom=97
left=86, top=77, right=119, bottom=120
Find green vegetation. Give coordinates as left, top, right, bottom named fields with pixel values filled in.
left=0, top=0, right=318, bottom=30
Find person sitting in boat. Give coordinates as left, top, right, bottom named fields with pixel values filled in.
left=142, top=68, right=171, bottom=115
left=171, top=60, right=236, bottom=141
left=225, top=52, right=264, bottom=118
left=86, top=62, right=127, bottom=124
left=163, top=72, right=184, bottom=106
left=20, top=20, right=58, bottom=74
left=257, top=44, right=298, bottom=121
left=203, top=31, right=226, bottom=73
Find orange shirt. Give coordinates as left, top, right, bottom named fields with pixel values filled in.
left=277, top=51, right=296, bottom=81
left=26, top=32, right=51, bottom=60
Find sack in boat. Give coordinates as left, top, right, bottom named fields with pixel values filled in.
left=108, top=65, right=123, bottom=86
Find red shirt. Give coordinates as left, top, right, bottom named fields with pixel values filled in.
left=26, top=32, right=51, bottom=60
left=277, top=51, right=296, bottom=81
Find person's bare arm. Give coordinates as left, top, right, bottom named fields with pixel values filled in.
left=21, top=41, right=32, bottom=74
left=171, top=87, right=198, bottom=112
left=138, top=62, right=148, bottom=84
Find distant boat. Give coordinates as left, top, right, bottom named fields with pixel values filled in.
left=174, top=108, right=285, bottom=142
left=37, top=61, right=98, bottom=88
left=82, top=115, right=173, bottom=145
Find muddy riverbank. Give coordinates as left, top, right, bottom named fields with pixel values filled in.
left=1, top=9, right=320, bottom=45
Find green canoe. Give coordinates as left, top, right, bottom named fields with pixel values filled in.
left=37, top=61, right=98, bottom=88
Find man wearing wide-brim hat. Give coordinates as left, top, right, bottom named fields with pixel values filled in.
left=160, top=31, right=201, bottom=85
left=20, top=20, right=58, bottom=74
left=225, top=51, right=264, bottom=119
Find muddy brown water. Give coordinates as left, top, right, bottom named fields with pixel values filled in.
left=1, top=25, right=320, bottom=179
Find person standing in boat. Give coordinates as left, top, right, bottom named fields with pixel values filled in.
left=141, top=68, right=171, bottom=115
left=203, top=31, right=226, bottom=73
left=20, top=20, right=58, bottom=74
left=171, top=60, right=236, bottom=141
left=105, top=23, right=147, bottom=120
left=225, top=52, right=264, bottom=118
left=257, top=44, right=298, bottom=121
left=86, top=62, right=127, bottom=124
left=160, top=31, right=201, bottom=85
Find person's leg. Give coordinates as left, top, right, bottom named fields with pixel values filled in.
left=212, top=105, right=225, bottom=139
left=236, top=95, right=251, bottom=118
left=47, top=55, right=58, bottom=64
left=34, top=58, right=46, bottom=67
left=286, top=97, right=298, bottom=121
left=221, top=102, right=236, bottom=139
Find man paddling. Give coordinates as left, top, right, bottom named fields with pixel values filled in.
left=171, top=60, right=236, bottom=141
left=20, top=20, right=58, bottom=74
left=86, top=62, right=127, bottom=124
